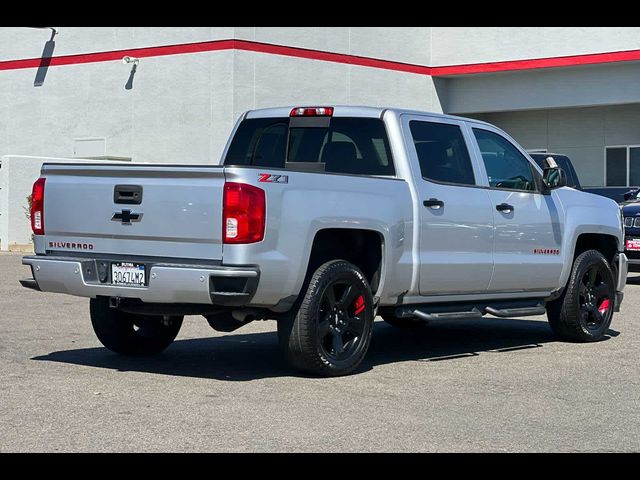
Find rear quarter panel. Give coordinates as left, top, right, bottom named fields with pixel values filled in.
left=222, top=167, right=414, bottom=308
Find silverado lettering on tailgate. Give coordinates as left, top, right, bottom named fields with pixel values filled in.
left=48, top=241, right=94, bottom=250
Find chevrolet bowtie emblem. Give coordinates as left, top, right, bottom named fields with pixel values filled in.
left=112, top=209, right=143, bottom=224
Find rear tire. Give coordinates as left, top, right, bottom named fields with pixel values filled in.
left=90, top=298, right=183, bottom=355
left=278, top=260, right=374, bottom=377
left=547, top=250, right=615, bottom=342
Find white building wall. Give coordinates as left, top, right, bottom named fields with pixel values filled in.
left=0, top=27, right=434, bottom=167
left=233, top=27, right=432, bottom=65
left=1, top=47, right=236, bottom=165
left=0, top=158, right=8, bottom=250
left=231, top=49, right=437, bottom=124
left=0, top=27, right=234, bottom=62
left=431, top=27, right=640, bottom=66
left=442, top=62, right=640, bottom=114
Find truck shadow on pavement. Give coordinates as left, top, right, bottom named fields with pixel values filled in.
left=32, top=318, right=619, bottom=381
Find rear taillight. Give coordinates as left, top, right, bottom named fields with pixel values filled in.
left=31, top=177, right=46, bottom=235
left=290, top=106, right=334, bottom=117
left=223, top=182, right=266, bottom=244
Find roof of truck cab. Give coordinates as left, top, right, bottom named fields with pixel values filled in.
left=244, top=106, right=493, bottom=126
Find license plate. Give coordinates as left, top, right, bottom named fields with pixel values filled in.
left=111, top=262, right=146, bottom=286
left=626, top=238, right=640, bottom=251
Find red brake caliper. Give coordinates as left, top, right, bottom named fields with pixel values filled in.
left=598, top=298, right=611, bottom=315
left=353, top=295, right=365, bottom=316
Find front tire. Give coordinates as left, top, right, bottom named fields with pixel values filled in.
left=547, top=250, right=615, bottom=342
left=278, top=260, right=374, bottom=376
left=90, top=298, right=183, bottom=355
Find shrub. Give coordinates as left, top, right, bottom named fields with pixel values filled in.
left=24, top=194, right=32, bottom=220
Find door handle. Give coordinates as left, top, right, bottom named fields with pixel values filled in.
left=423, top=198, right=444, bottom=209
left=496, top=203, right=514, bottom=213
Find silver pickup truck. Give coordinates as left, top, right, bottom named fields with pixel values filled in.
left=21, top=106, right=628, bottom=376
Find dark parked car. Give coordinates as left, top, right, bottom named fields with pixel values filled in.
left=529, top=152, right=639, bottom=203
left=622, top=195, right=640, bottom=272
left=620, top=188, right=640, bottom=205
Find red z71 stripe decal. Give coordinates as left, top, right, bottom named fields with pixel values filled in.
left=258, top=174, right=288, bottom=183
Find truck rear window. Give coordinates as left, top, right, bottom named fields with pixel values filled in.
left=224, top=117, right=395, bottom=176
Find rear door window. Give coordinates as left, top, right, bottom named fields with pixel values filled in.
left=409, top=120, right=476, bottom=186
left=224, top=117, right=395, bottom=176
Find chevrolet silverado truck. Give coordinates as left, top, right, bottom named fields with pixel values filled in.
left=21, top=106, right=628, bottom=376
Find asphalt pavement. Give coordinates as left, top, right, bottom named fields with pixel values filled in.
left=1, top=252, right=638, bottom=452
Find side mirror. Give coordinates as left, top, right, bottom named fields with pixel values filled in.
left=623, top=190, right=637, bottom=201
left=543, top=166, right=567, bottom=190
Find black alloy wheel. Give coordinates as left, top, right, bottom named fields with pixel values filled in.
left=547, top=249, right=615, bottom=342
left=578, top=263, right=613, bottom=333
left=278, top=260, right=374, bottom=376
left=317, top=279, right=368, bottom=362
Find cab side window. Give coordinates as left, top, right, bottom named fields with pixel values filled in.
left=410, top=120, right=476, bottom=186
left=473, top=128, right=537, bottom=192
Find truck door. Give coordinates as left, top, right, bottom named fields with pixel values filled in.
left=404, top=116, right=495, bottom=295
left=470, top=127, right=564, bottom=293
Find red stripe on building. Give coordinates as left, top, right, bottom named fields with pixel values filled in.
left=430, top=49, right=640, bottom=76
left=1, top=38, right=639, bottom=76
left=232, top=40, right=433, bottom=75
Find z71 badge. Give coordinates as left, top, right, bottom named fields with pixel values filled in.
left=258, top=174, right=288, bottom=183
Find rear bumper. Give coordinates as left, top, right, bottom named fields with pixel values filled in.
left=21, top=255, right=259, bottom=306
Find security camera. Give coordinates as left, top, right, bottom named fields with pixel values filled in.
left=122, top=56, right=139, bottom=65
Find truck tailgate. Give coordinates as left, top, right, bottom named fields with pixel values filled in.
left=41, top=164, right=225, bottom=261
